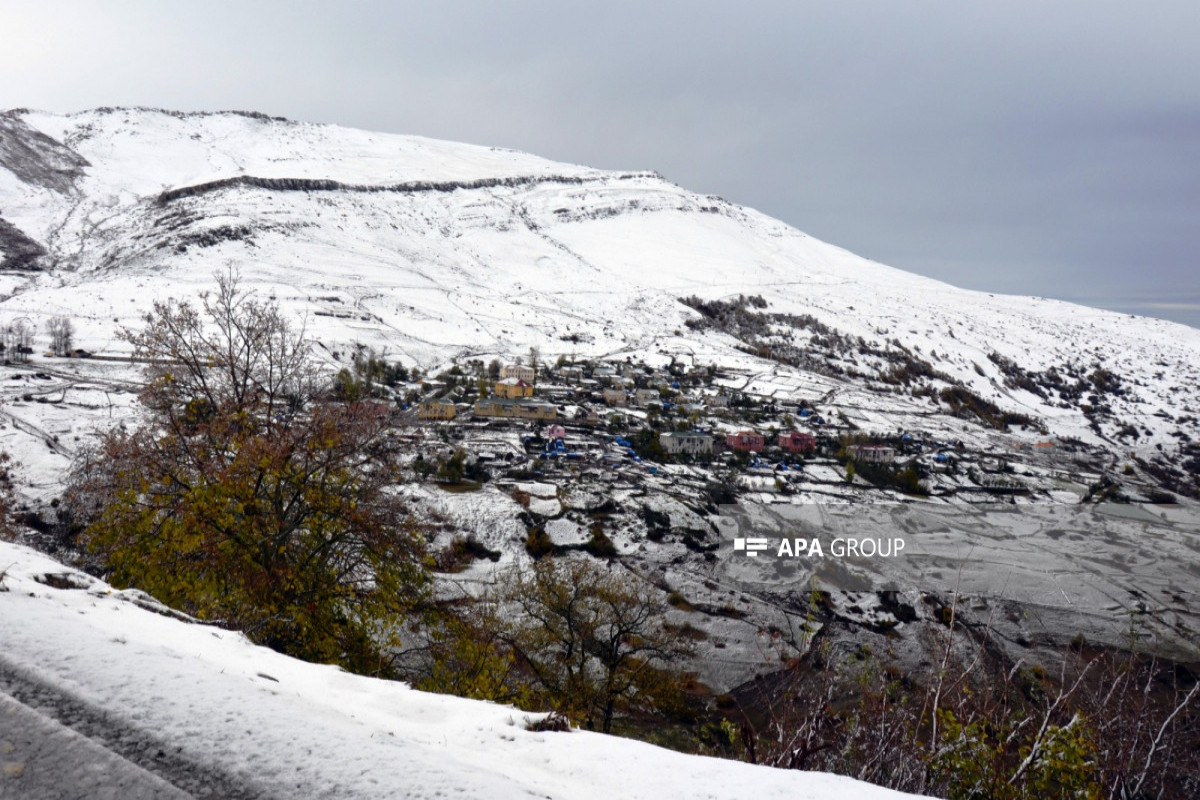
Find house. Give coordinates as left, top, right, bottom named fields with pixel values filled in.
left=849, top=444, right=895, bottom=464
left=602, top=388, right=628, bottom=406
left=660, top=431, right=714, bottom=456
left=778, top=431, right=816, bottom=454
left=633, top=388, right=661, bottom=407
left=704, top=393, right=730, bottom=409
left=578, top=408, right=607, bottom=426
left=473, top=398, right=557, bottom=421
left=726, top=430, right=765, bottom=453
left=494, top=377, right=534, bottom=399
left=545, top=424, right=567, bottom=441
left=417, top=399, right=457, bottom=420
left=500, top=363, right=536, bottom=383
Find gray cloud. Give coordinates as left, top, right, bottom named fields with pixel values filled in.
left=4, top=0, right=1198, bottom=327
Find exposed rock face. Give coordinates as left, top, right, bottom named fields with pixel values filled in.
left=0, top=218, right=47, bottom=271
left=0, top=112, right=89, bottom=193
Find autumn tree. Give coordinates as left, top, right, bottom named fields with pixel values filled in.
left=67, top=273, right=427, bottom=675
left=500, top=558, right=693, bottom=732
left=410, top=593, right=527, bottom=705
left=436, top=449, right=467, bottom=483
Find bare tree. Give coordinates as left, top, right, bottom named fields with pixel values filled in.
left=1079, top=649, right=1200, bottom=799
left=47, top=315, right=74, bottom=357
left=499, top=558, right=693, bottom=732
left=0, top=451, right=14, bottom=541
left=3, top=320, right=32, bottom=363
left=528, top=346, right=540, bottom=381
left=736, top=593, right=1200, bottom=800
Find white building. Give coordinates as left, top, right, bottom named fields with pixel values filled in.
left=634, top=388, right=662, bottom=406
left=704, top=393, right=729, bottom=409
left=500, top=363, right=536, bottom=383
left=660, top=431, right=714, bottom=456
left=849, top=444, right=895, bottom=464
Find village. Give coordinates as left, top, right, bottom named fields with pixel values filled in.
left=383, top=350, right=1125, bottom=509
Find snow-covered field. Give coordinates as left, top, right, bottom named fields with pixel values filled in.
left=0, top=539, right=922, bottom=799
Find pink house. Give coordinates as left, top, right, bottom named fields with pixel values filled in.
left=725, top=430, right=765, bottom=453
left=778, top=431, right=817, bottom=454
left=546, top=424, right=567, bottom=441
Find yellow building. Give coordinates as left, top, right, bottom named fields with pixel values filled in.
left=418, top=399, right=457, bottom=420
left=473, top=398, right=557, bottom=421
left=494, top=377, right=534, bottom=399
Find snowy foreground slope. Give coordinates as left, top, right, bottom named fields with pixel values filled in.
left=0, top=540, right=921, bottom=800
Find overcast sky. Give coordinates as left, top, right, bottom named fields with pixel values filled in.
left=5, top=1, right=1198, bottom=327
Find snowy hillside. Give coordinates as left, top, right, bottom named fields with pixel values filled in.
left=0, top=540, right=921, bottom=799
left=1, top=106, right=1197, bottom=465
left=2, top=107, right=1198, bottom=797
left=1, top=106, right=1197, bottom=643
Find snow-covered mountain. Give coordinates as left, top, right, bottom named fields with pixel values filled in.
left=3, top=107, right=1199, bottom=796
left=2, top=106, right=1197, bottom=467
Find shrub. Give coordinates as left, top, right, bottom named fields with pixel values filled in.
left=584, top=525, right=617, bottom=558
left=437, top=449, right=467, bottom=483
left=525, top=711, right=571, bottom=732
left=67, top=273, right=427, bottom=675
left=525, top=527, right=555, bottom=558
left=435, top=535, right=501, bottom=572
left=666, top=591, right=695, bottom=612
